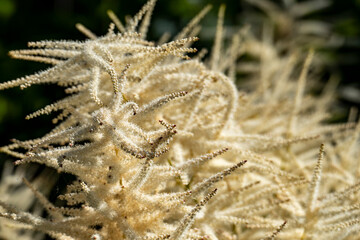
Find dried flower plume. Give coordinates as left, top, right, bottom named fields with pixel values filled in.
left=0, top=0, right=359, bottom=239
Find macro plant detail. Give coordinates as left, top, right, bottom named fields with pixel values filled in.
left=0, top=0, right=359, bottom=239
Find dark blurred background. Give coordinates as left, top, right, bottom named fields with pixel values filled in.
left=0, top=0, right=359, bottom=155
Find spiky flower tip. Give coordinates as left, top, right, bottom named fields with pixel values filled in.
left=0, top=0, right=360, bottom=239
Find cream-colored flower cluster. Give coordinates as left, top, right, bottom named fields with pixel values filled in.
left=0, top=0, right=359, bottom=239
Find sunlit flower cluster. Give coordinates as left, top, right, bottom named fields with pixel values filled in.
left=0, top=0, right=359, bottom=239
